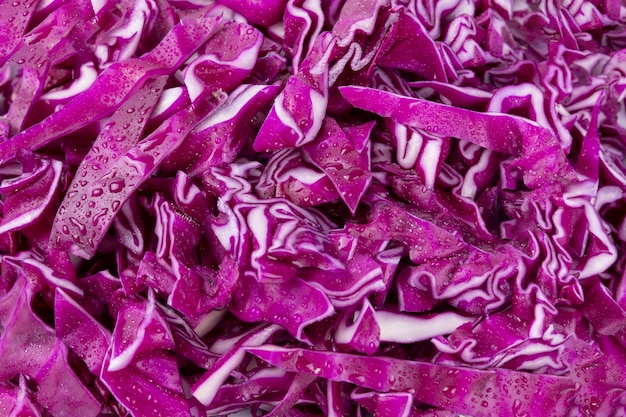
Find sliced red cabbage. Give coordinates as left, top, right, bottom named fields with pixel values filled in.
left=0, top=0, right=625, bottom=416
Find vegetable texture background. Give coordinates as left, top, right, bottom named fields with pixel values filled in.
left=1, top=0, right=626, bottom=416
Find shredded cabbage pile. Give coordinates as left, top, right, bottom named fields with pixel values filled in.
left=1, top=0, right=626, bottom=416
